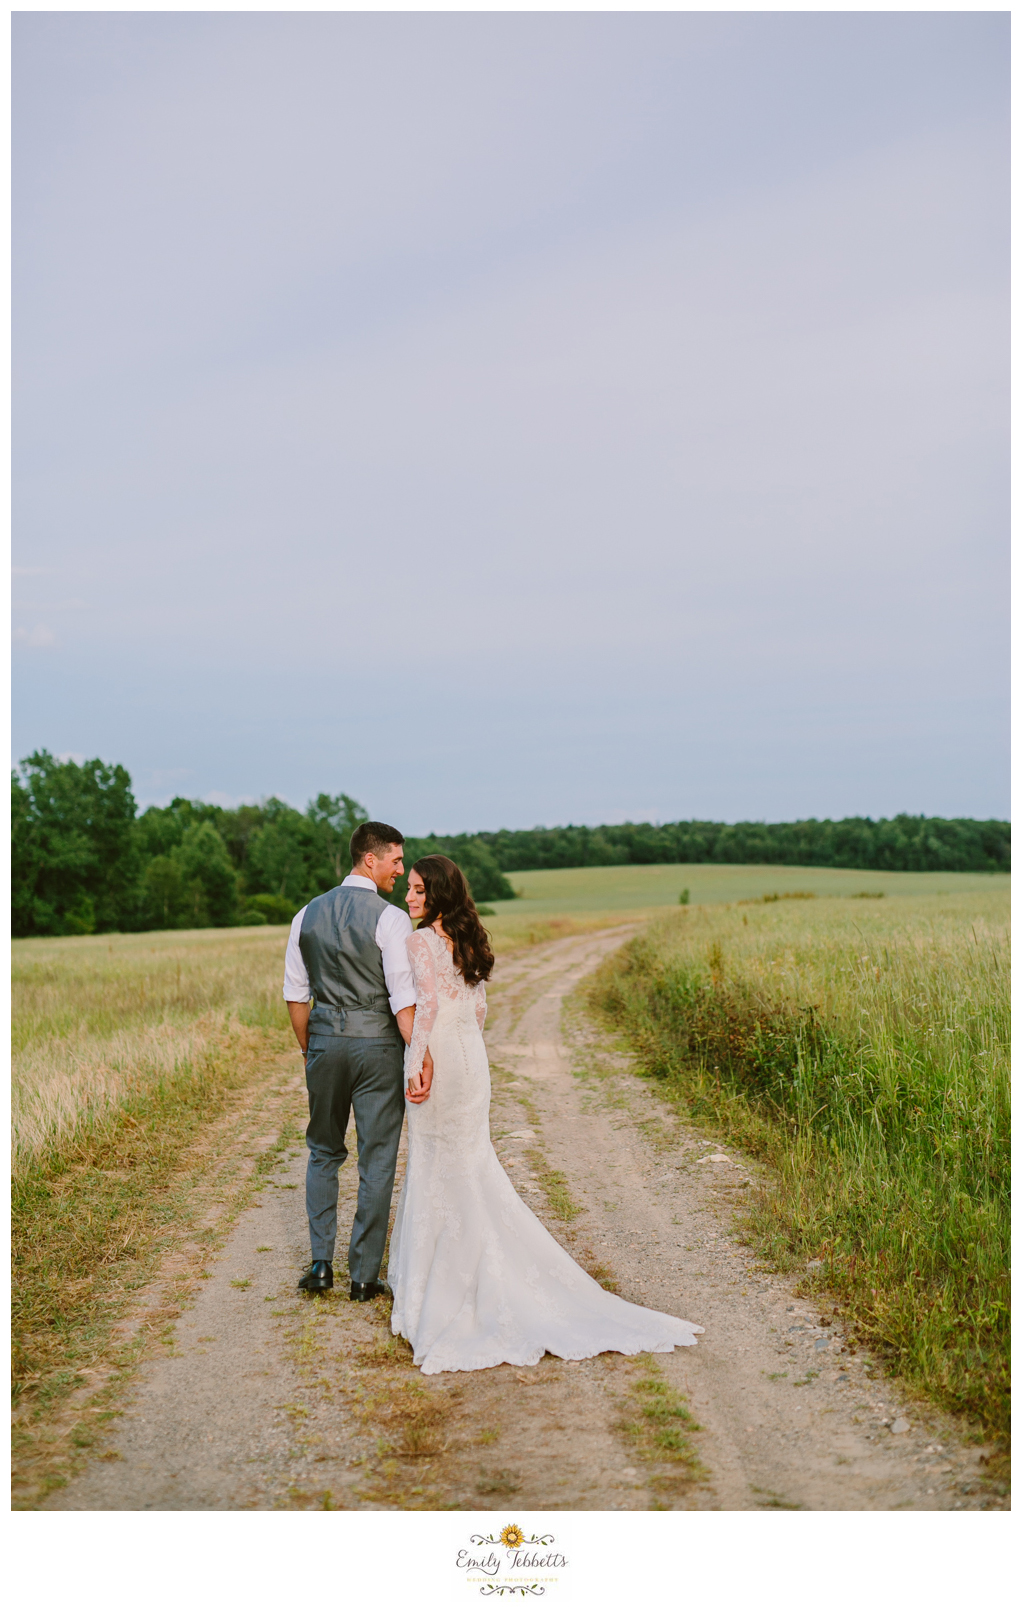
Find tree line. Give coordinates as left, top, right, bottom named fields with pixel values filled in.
left=467, top=815, right=1011, bottom=875
left=10, top=750, right=514, bottom=938
left=11, top=749, right=1009, bottom=939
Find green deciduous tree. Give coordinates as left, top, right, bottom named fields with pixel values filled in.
left=142, top=855, right=184, bottom=928
left=306, top=792, right=368, bottom=886
left=174, top=821, right=239, bottom=927
left=137, top=822, right=240, bottom=929
left=244, top=803, right=315, bottom=910
left=12, top=750, right=140, bottom=937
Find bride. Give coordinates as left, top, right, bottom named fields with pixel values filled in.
left=386, top=854, right=703, bottom=1375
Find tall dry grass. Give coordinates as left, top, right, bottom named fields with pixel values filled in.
left=12, top=925, right=293, bottom=1173
left=589, top=889, right=1010, bottom=1436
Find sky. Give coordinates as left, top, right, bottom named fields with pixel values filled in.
left=12, top=12, right=1009, bottom=831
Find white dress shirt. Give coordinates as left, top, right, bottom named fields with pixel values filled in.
left=282, top=874, right=416, bottom=1015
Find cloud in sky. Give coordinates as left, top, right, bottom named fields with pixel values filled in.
left=13, top=624, right=56, bottom=649
left=12, top=12, right=1008, bottom=825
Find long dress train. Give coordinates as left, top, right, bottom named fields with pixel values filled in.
left=387, top=926, right=703, bottom=1375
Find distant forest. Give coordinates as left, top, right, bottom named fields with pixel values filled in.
left=11, top=749, right=1011, bottom=938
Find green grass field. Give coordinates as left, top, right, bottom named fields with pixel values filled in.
left=587, top=884, right=1010, bottom=1439
left=485, top=861, right=1008, bottom=929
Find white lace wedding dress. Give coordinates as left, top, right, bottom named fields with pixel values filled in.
left=387, top=926, right=703, bottom=1375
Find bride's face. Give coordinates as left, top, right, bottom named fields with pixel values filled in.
left=406, top=870, right=426, bottom=921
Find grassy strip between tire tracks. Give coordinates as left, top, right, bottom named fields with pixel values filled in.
left=616, top=1356, right=708, bottom=1508
left=492, top=1069, right=706, bottom=1499
left=586, top=890, right=1010, bottom=1443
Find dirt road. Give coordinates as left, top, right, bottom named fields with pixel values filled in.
left=45, top=928, right=997, bottom=1511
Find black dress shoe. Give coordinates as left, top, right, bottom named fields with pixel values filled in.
left=350, top=1279, right=390, bottom=1302
left=298, top=1260, right=333, bottom=1293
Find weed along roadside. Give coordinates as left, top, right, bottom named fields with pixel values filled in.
left=585, top=888, right=1010, bottom=1451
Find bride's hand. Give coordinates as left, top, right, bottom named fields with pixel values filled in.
left=419, top=1047, right=434, bottom=1097
left=406, top=1047, right=434, bottom=1104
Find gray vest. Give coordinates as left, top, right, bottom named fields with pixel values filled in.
left=299, top=884, right=401, bottom=1041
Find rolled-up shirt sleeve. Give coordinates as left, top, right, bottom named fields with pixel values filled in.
left=282, top=908, right=311, bottom=1001
left=377, top=903, right=416, bottom=1014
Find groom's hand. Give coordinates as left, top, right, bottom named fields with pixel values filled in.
left=287, top=1000, right=311, bottom=1058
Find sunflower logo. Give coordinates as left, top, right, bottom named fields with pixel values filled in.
left=498, top=1524, right=525, bottom=1550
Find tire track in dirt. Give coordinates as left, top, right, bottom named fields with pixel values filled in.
left=43, top=927, right=999, bottom=1510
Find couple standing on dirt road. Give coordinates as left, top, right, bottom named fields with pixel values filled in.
left=281, top=819, right=703, bottom=1375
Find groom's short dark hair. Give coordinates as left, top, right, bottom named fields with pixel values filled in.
left=350, top=821, right=405, bottom=866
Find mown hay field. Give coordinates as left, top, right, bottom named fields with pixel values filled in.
left=586, top=884, right=1010, bottom=1438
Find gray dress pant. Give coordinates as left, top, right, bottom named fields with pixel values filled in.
left=303, top=1032, right=405, bottom=1279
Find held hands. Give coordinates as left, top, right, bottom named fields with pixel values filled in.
left=406, top=1047, right=434, bottom=1104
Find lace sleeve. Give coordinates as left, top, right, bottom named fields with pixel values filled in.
left=405, top=931, right=439, bottom=1080
left=474, top=981, right=487, bottom=1031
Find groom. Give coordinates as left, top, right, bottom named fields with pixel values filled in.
left=282, top=821, right=432, bottom=1300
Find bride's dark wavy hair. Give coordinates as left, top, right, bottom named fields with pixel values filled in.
left=412, top=855, right=495, bottom=988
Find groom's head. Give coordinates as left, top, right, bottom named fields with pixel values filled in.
left=350, top=821, right=405, bottom=894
